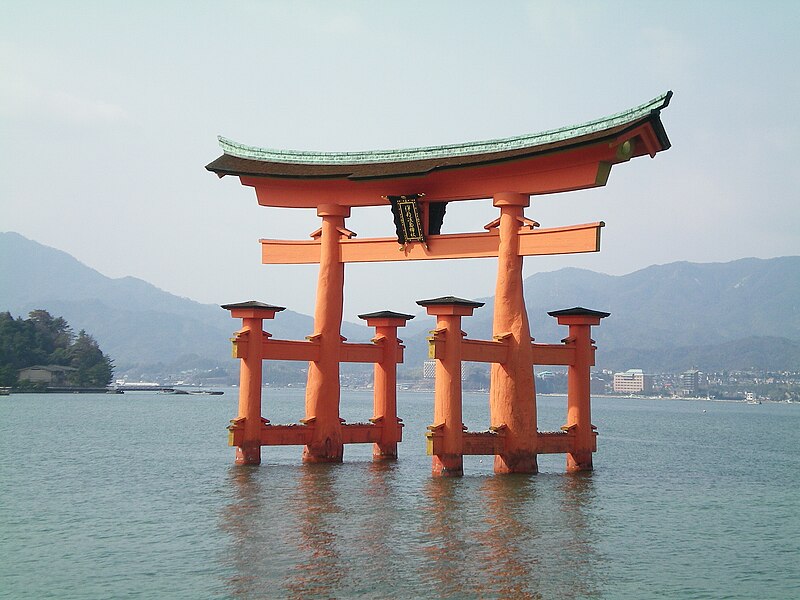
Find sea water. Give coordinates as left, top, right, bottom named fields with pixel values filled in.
left=1, top=390, right=798, bottom=599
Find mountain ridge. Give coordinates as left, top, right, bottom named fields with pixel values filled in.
left=0, top=232, right=371, bottom=374
left=2, top=231, right=798, bottom=375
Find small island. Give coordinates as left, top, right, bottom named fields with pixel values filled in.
left=0, top=310, right=114, bottom=393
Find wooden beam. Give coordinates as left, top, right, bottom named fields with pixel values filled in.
left=260, top=222, right=604, bottom=265
left=531, top=343, right=575, bottom=366
left=339, top=342, right=383, bottom=363
left=242, top=150, right=616, bottom=208
left=517, top=222, right=603, bottom=256
left=461, top=338, right=509, bottom=364
left=462, top=431, right=506, bottom=455
left=261, top=339, right=320, bottom=362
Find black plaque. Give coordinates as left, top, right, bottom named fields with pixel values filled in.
left=388, top=194, right=425, bottom=245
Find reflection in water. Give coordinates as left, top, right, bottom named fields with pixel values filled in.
left=219, top=467, right=269, bottom=598
left=221, top=463, right=602, bottom=599
left=421, top=474, right=601, bottom=599
left=283, top=464, right=346, bottom=599
left=356, top=461, right=398, bottom=579
left=420, top=476, right=545, bottom=599
left=481, top=476, right=542, bottom=599
left=420, top=477, right=474, bottom=598
left=556, top=473, right=604, bottom=598
left=221, top=464, right=347, bottom=599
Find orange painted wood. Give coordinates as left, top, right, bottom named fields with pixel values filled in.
left=341, top=423, right=382, bottom=444
left=303, top=208, right=347, bottom=462
left=341, top=231, right=501, bottom=262
left=234, top=319, right=265, bottom=465
left=366, top=322, right=407, bottom=459
left=339, top=342, right=383, bottom=363
left=261, top=339, right=320, bottom=362
left=531, top=343, right=576, bottom=366
left=260, top=222, right=603, bottom=265
left=240, top=143, right=621, bottom=208
left=462, top=432, right=506, bottom=455
left=260, top=239, right=323, bottom=264
left=536, top=431, right=598, bottom=454
left=516, top=222, right=603, bottom=256
left=537, top=431, right=574, bottom=454
left=489, top=196, right=538, bottom=474
left=259, top=425, right=313, bottom=446
left=565, top=323, right=596, bottom=472
left=427, top=313, right=467, bottom=476
left=461, top=339, right=509, bottom=364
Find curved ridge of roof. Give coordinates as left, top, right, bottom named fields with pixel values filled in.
left=218, top=91, right=672, bottom=166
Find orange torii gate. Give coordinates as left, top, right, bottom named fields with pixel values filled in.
left=207, top=92, right=672, bottom=475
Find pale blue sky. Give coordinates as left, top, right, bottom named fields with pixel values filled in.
left=2, top=1, right=799, bottom=320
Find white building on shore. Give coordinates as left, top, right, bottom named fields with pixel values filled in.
left=613, top=369, right=653, bottom=394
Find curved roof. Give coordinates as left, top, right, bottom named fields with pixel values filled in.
left=206, top=92, right=672, bottom=181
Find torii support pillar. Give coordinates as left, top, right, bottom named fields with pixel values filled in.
left=359, top=311, right=414, bottom=460
left=490, top=192, right=538, bottom=474
left=303, top=204, right=350, bottom=463
left=548, top=307, right=610, bottom=472
left=418, top=296, right=484, bottom=477
left=222, top=301, right=285, bottom=465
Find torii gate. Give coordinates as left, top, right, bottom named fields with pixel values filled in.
left=207, top=92, right=672, bottom=474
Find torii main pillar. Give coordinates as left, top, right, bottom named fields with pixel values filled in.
left=303, top=204, right=349, bottom=463
left=491, top=192, right=538, bottom=473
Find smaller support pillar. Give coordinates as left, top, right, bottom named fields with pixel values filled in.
left=222, top=301, right=286, bottom=465
left=548, top=307, right=610, bottom=472
left=418, top=296, right=484, bottom=477
left=359, top=311, right=414, bottom=460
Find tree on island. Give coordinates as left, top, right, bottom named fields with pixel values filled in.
left=0, top=310, right=114, bottom=388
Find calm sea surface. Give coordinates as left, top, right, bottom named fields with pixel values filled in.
left=1, top=389, right=798, bottom=599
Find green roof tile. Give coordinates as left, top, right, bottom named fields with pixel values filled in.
left=218, top=92, right=671, bottom=166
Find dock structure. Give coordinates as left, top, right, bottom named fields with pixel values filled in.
left=209, top=92, right=672, bottom=474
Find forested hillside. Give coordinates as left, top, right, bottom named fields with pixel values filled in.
left=0, top=310, right=114, bottom=388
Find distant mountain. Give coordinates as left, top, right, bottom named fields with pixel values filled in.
left=0, top=232, right=370, bottom=375
left=599, top=336, right=800, bottom=372
left=3, top=231, right=798, bottom=375
left=401, top=257, right=800, bottom=372
left=521, top=259, right=800, bottom=349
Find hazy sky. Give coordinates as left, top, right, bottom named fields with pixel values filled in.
left=3, top=1, right=799, bottom=322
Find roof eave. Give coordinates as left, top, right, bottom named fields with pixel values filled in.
left=206, top=91, right=672, bottom=180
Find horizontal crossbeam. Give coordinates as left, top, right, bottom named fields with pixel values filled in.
left=460, top=338, right=509, bottom=363
left=424, top=429, right=597, bottom=456
left=231, top=336, right=403, bottom=364
left=260, top=222, right=604, bottom=265
left=262, top=339, right=320, bottom=361
left=228, top=421, right=403, bottom=447
left=537, top=430, right=597, bottom=454
left=339, top=342, right=383, bottom=363
left=531, top=343, right=577, bottom=366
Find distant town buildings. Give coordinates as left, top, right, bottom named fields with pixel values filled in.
left=612, top=369, right=653, bottom=394
left=680, top=369, right=702, bottom=396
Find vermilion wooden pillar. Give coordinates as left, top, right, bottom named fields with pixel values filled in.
left=359, top=310, right=414, bottom=460
left=548, top=308, right=610, bottom=472
left=418, top=297, right=484, bottom=477
left=303, top=204, right=350, bottom=463
left=490, top=192, right=538, bottom=474
left=222, top=301, right=285, bottom=465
